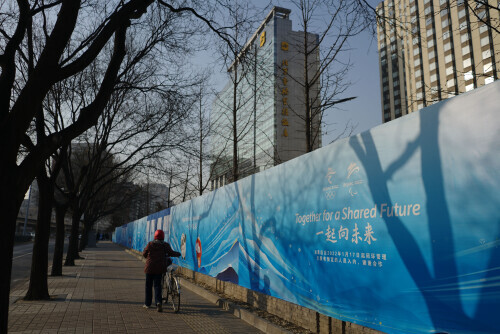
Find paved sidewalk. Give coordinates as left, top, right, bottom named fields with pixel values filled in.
left=8, top=241, right=263, bottom=334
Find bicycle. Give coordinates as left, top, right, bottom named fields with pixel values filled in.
left=162, top=264, right=181, bottom=312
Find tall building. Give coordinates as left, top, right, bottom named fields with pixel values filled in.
left=377, top=0, right=500, bottom=122
left=210, top=7, right=321, bottom=190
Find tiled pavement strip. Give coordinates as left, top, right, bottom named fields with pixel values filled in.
left=8, top=241, right=266, bottom=334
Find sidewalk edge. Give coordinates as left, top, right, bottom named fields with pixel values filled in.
left=123, top=247, right=291, bottom=334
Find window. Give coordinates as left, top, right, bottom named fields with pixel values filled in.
left=413, top=37, right=419, bottom=45
left=381, top=50, right=386, bottom=57
left=460, top=34, right=469, bottom=43
left=428, top=50, right=435, bottom=59
left=440, top=0, right=447, bottom=4
left=415, top=69, right=421, bottom=77
left=479, top=24, right=488, bottom=34
left=441, top=19, right=448, bottom=28
left=443, top=30, right=450, bottom=40
left=414, top=47, right=420, bottom=56
left=393, top=80, right=399, bottom=87
left=424, top=6, right=432, bottom=15
left=458, top=9, right=466, bottom=18
left=427, top=39, right=434, bottom=48
left=417, top=103, right=424, bottom=109
left=416, top=92, right=423, bottom=99
left=414, top=58, right=421, bottom=66
left=482, top=49, right=491, bottom=59
left=462, top=45, right=470, bottom=55
left=427, top=28, right=434, bottom=37
left=465, top=83, right=474, bottom=91
left=416, top=81, right=422, bottom=89
left=446, top=66, right=453, bottom=75
left=430, top=73, right=437, bottom=82
left=485, top=76, right=494, bottom=84
left=444, top=42, right=451, bottom=51
left=392, top=70, right=399, bottom=78
left=459, top=21, right=468, bottom=31
left=426, top=17, right=433, bottom=26
left=480, top=36, right=490, bottom=47
left=441, top=8, right=448, bottom=16
left=463, top=58, right=471, bottom=68
left=429, top=62, right=436, bottom=71
left=484, top=63, right=492, bottom=73
left=411, top=5, right=416, bottom=13
left=446, top=79, right=455, bottom=87
left=394, top=89, right=400, bottom=96
left=464, top=70, right=473, bottom=81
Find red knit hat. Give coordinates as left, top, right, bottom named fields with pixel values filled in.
left=154, top=230, right=164, bottom=240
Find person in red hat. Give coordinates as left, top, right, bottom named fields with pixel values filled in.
left=142, top=229, right=180, bottom=312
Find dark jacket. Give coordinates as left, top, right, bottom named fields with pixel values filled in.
left=143, top=240, right=181, bottom=274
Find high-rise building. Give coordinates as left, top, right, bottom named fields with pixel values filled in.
left=377, top=0, right=499, bottom=122
left=210, top=7, right=321, bottom=190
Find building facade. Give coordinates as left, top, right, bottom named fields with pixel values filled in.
left=210, top=7, right=321, bottom=190
left=377, top=0, right=500, bottom=122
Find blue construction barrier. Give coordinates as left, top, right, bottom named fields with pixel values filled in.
left=114, top=81, right=500, bottom=333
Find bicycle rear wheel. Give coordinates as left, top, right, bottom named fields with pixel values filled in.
left=169, top=277, right=180, bottom=313
left=162, top=274, right=169, bottom=304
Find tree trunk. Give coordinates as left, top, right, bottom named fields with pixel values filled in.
left=79, top=223, right=89, bottom=252
left=64, top=209, right=82, bottom=266
left=232, top=62, right=239, bottom=182
left=0, top=176, right=25, bottom=332
left=24, top=173, right=53, bottom=300
left=51, top=204, right=67, bottom=276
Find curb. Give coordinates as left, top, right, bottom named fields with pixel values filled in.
left=124, top=248, right=291, bottom=334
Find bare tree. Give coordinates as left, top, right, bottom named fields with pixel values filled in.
left=0, top=0, right=235, bottom=328
left=284, top=0, right=367, bottom=151
left=211, top=0, right=265, bottom=183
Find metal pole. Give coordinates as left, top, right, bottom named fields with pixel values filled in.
left=22, top=185, right=32, bottom=235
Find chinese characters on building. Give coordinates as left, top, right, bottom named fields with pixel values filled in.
left=281, top=41, right=289, bottom=138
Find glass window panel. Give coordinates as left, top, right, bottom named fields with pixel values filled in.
left=464, top=70, right=473, bottom=81
left=480, top=36, right=490, bottom=46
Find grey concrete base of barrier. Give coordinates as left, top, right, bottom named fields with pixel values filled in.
left=124, top=246, right=383, bottom=334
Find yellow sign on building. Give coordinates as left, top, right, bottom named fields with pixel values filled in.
left=260, top=31, right=266, bottom=47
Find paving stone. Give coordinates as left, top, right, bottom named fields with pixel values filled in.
left=9, top=241, right=264, bottom=333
